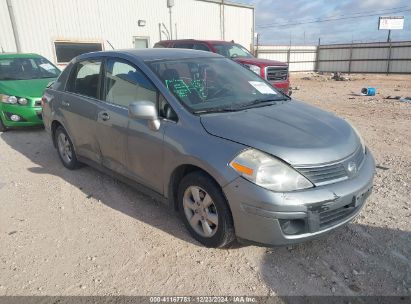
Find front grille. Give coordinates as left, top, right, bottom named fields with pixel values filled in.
left=265, top=66, right=288, bottom=81
left=296, top=147, right=365, bottom=186
left=319, top=202, right=357, bottom=229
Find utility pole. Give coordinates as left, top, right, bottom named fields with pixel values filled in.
left=220, top=0, right=225, bottom=40
left=168, top=0, right=174, bottom=40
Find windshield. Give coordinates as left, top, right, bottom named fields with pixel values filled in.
left=213, top=43, right=254, bottom=58
left=148, top=57, right=288, bottom=113
left=0, top=57, right=60, bottom=81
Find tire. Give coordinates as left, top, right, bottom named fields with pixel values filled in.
left=0, top=117, right=7, bottom=132
left=55, top=126, right=80, bottom=170
left=178, top=171, right=235, bottom=248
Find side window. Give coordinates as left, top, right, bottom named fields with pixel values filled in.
left=173, top=43, right=194, bottom=49
left=67, top=60, right=102, bottom=99
left=104, top=59, right=157, bottom=107
left=193, top=43, right=210, bottom=51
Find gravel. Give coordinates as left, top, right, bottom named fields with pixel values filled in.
left=0, top=74, right=410, bottom=296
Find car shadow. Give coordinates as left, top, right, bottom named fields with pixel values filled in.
left=0, top=129, right=206, bottom=247
left=261, top=223, right=411, bottom=297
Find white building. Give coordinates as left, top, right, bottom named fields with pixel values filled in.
left=0, top=0, right=255, bottom=66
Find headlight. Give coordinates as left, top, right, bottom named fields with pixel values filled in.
left=244, top=64, right=261, bottom=75
left=0, top=94, right=29, bottom=105
left=229, top=149, right=313, bottom=192
left=18, top=98, right=28, bottom=105
left=1, top=94, right=18, bottom=104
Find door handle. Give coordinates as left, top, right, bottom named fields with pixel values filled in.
left=61, top=101, right=70, bottom=107
left=99, top=112, right=110, bottom=121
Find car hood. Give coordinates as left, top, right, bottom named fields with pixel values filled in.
left=234, top=57, right=287, bottom=67
left=0, top=78, right=55, bottom=99
left=200, top=100, right=361, bottom=166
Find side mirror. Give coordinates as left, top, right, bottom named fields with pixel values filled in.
left=128, top=101, right=160, bottom=131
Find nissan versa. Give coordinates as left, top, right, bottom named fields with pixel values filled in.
left=0, top=53, right=60, bottom=131
left=42, top=49, right=375, bottom=248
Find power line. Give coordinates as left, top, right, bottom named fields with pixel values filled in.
left=306, top=5, right=410, bottom=20
left=256, top=6, right=410, bottom=28
left=257, top=7, right=411, bottom=29
left=284, top=5, right=411, bottom=22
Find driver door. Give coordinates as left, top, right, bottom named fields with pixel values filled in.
left=99, top=58, right=166, bottom=193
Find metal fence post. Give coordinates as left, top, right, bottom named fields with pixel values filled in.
left=387, top=41, right=392, bottom=75
left=315, top=38, right=320, bottom=72
left=287, top=47, right=291, bottom=67
left=348, top=42, right=353, bottom=74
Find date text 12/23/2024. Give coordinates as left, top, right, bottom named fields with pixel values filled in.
left=150, top=296, right=257, bottom=303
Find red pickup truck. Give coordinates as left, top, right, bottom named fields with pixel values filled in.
left=154, top=39, right=290, bottom=94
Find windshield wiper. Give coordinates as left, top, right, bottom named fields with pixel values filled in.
left=234, top=98, right=278, bottom=109
left=193, top=107, right=238, bottom=114
left=193, top=96, right=290, bottom=114
left=237, top=96, right=291, bottom=109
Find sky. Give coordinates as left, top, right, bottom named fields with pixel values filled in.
left=231, top=0, right=411, bottom=45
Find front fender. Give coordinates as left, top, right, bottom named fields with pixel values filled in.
left=163, top=119, right=245, bottom=199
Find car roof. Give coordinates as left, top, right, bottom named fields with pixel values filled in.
left=77, top=48, right=222, bottom=62
left=0, top=53, right=43, bottom=59
left=158, top=39, right=233, bottom=45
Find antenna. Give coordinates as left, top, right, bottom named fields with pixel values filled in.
left=106, top=40, right=115, bottom=50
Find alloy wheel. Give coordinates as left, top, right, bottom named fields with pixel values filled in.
left=57, top=133, right=73, bottom=164
left=183, top=186, right=219, bottom=238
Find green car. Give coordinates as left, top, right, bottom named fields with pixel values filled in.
left=0, top=53, right=60, bottom=131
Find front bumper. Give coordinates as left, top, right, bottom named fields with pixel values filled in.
left=0, top=104, right=43, bottom=127
left=223, top=149, right=375, bottom=246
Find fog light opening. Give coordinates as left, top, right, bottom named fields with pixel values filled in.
left=10, top=114, right=21, bottom=122
left=280, top=219, right=306, bottom=235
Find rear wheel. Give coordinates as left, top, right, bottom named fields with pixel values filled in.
left=55, top=126, right=80, bottom=170
left=178, top=171, right=235, bottom=248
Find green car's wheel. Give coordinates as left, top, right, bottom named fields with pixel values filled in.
left=55, top=126, right=80, bottom=170
left=0, top=117, right=7, bottom=132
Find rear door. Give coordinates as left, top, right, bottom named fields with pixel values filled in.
left=63, top=59, right=102, bottom=163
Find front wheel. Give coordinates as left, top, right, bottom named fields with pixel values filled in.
left=0, top=117, right=7, bottom=132
left=55, top=126, right=80, bottom=170
left=178, top=172, right=235, bottom=248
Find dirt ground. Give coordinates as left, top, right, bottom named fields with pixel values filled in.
left=0, top=74, right=410, bottom=297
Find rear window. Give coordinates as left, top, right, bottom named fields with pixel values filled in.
left=193, top=43, right=210, bottom=51
left=173, top=43, right=194, bottom=49
left=213, top=43, right=253, bottom=58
